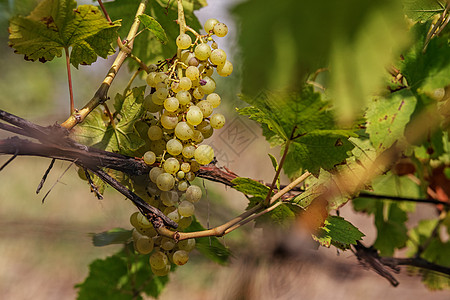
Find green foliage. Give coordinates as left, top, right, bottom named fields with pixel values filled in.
left=366, top=89, right=418, bottom=152
left=138, top=14, right=168, bottom=44
left=401, top=21, right=450, bottom=94
left=8, top=0, right=120, bottom=67
left=406, top=219, right=450, bottom=290
left=231, top=177, right=270, bottom=198
left=238, top=86, right=356, bottom=177
left=91, top=228, right=132, bottom=247
left=402, top=0, right=447, bottom=22
left=314, top=216, right=365, bottom=249
left=76, top=244, right=169, bottom=300
left=103, top=0, right=206, bottom=71
left=184, top=217, right=231, bottom=265
left=72, top=86, right=146, bottom=156
left=233, top=0, right=409, bottom=123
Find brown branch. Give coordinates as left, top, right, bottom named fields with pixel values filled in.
left=380, top=256, right=450, bottom=277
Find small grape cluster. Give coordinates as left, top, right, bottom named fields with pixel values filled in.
left=130, top=18, right=232, bottom=276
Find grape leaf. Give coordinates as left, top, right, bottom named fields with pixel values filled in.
left=8, top=0, right=120, bottom=67
left=402, top=0, right=447, bottom=22
left=238, top=86, right=356, bottom=177
left=72, top=86, right=146, bottom=156
left=366, top=89, right=418, bottom=152
left=254, top=203, right=299, bottom=228
left=103, top=0, right=205, bottom=71
left=313, top=216, right=365, bottom=249
left=76, top=244, right=169, bottom=300
left=401, top=21, right=450, bottom=94
left=91, top=228, right=132, bottom=247
left=231, top=177, right=270, bottom=198
left=184, top=217, right=231, bottom=265
left=138, top=14, right=168, bottom=44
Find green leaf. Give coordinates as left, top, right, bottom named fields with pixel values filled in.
left=254, top=203, right=298, bottom=228
left=76, top=244, right=169, bottom=299
left=238, top=86, right=356, bottom=177
left=268, top=153, right=280, bottom=190
left=72, top=86, right=146, bottom=156
left=402, top=0, right=447, bottom=22
left=8, top=0, right=120, bottom=67
left=231, top=177, right=270, bottom=198
left=91, top=228, right=132, bottom=247
left=104, top=0, right=205, bottom=71
left=184, top=217, right=230, bottom=265
left=366, top=89, right=418, bottom=152
left=138, top=14, right=168, bottom=44
left=314, top=216, right=365, bottom=249
left=401, top=21, right=450, bottom=94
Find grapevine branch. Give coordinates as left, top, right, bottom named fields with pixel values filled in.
left=60, top=0, right=148, bottom=129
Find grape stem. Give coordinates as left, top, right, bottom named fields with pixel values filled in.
left=60, top=0, right=149, bottom=129
left=156, top=171, right=311, bottom=240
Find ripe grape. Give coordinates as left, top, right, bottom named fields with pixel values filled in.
left=150, top=251, right=169, bottom=269
left=146, top=72, right=157, bottom=87
left=147, top=125, right=163, bottom=140
left=151, top=264, right=170, bottom=276
left=151, top=93, right=165, bottom=105
left=130, top=211, right=140, bottom=228
left=135, top=236, right=154, bottom=254
left=186, top=66, right=200, bottom=81
left=163, top=157, right=180, bottom=174
left=173, top=250, right=189, bottom=266
left=180, top=162, right=191, bottom=173
left=210, top=49, right=227, bottom=66
left=192, top=87, right=205, bottom=100
left=206, top=93, right=221, bottom=108
left=143, top=151, right=156, bottom=165
left=178, top=200, right=195, bottom=217
left=166, top=138, right=183, bottom=155
left=210, top=113, right=225, bottom=129
left=194, top=43, right=211, bottom=61
left=149, top=167, right=164, bottom=183
left=177, top=180, right=188, bottom=192
left=185, top=171, right=196, bottom=181
left=182, top=145, right=196, bottom=158
left=186, top=106, right=203, bottom=126
left=191, top=130, right=204, bottom=144
left=166, top=209, right=180, bottom=222
left=175, top=121, right=194, bottom=140
left=161, top=237, right=176, bottom=250
left=154, top=72, right=168, bottom=84
left=197, top=120, right=211, bottom=133
left=213, top=22, right=228, bottom=37
left=176, top=90, right=192, bottom=105
left=199, top=76, right=216, bottom=94
left=204, top=18, right=219, bottom=33
left=155, top=87, right=168, bottom=99
left=179, top=77, right=192, bottom=90
left=186, top=185, right=202, bottom=203
left=194, top=144, right=214, bottom=165
left=177, top=170, right=185, bottom=179
left=178, top=238, right=196, bottom=251
left=156, top=173, right=175, bottom=191
left=164, top=97, right=179, bottom=112
left=136, top=212, right=153, bottom=228
left=188, top=57, right=199, bottom=67
left=160, top=112, right=178, bottom=129
left=178, top=216, right=192, bottom=228
left=217, top=60, right=233, bottom=77
left=176, top=33, right=192, bottom=49
left=197, top=100, right=214, bottom=117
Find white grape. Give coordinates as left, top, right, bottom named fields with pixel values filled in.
left=213, top=22, right=228, bottom=37
left=166, top=138, right=183, bottom=155
left=186, top=66, right=200, bottom=81
left=194, top=144, right=214, bottom=165
left=194, top=43, right=211, bottom=61
left=176, top=33, right=192, bottom=49
left=210, top=49, right=227, bottom=66
left=178, top=238, right=196, bottom=251
left=151, top=264, right=170, bottom=276
left=197, top=100, right=214, bottom=117
left=150, top=251, right=169, bottom=269
left=161, top=237, right=176, bottom=251
left=210, top=113, right=225, bottom=129
left=192, top=87, right=205, bottom=100
left=160, top=112, right=178, bottom=129
left=217, top=60, right=233, bottom=77
left=173, top=250, right=189, bottom=266
left=164, top=97, right=179, bottom=112
left=143, top=151, right=156, bottom=165
left=204, top=18, right=219, bottom=33
left=175, top=121, right=194, bottom=140
left=152, top=93, right=165, bottom=105
left=136, top=212, right=153, bottom=228
left=178, top=216, right=192, bottom=229
left=176, top=90, right=192, bottom=106
left=186, top=185, right=202, bottom=203
left=196, top=120, right=211, bottom=133
left=177, top=180, right=188, bottom=192
left=180, top=162, right=191, bottom=173
left=185, top=171, right=196, bottom=182
left=206, top=93, right=221, bottom=108
left=179, top=77, right=192, bottom=90
left=147, top=125, right=163, bottom=141
left=161, top=190, right=179, bottom=206
left=178, top=200, right=195, bottom=217
left=149, top=167, right=164, bottom=183
left=135, top=236, right=154, bottom=254
left=156, top=173, right=175, bottom=191
left=163, top=157, right=180, bottom=174
left=186, top=106, right=203, bottom=126
left=182, top=145, right=196, bottom=158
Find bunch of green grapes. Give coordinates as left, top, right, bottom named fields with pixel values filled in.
left=129, top=18, right=232, bottom=276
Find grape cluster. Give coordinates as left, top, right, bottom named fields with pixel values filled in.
left=130, top=18, right=232, bottom=275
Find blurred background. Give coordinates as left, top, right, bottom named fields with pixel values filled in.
left=0, top=0, right=449, bottom=299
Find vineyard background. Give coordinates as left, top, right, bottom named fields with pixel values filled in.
left=0, top=0, right=449, bottom=299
